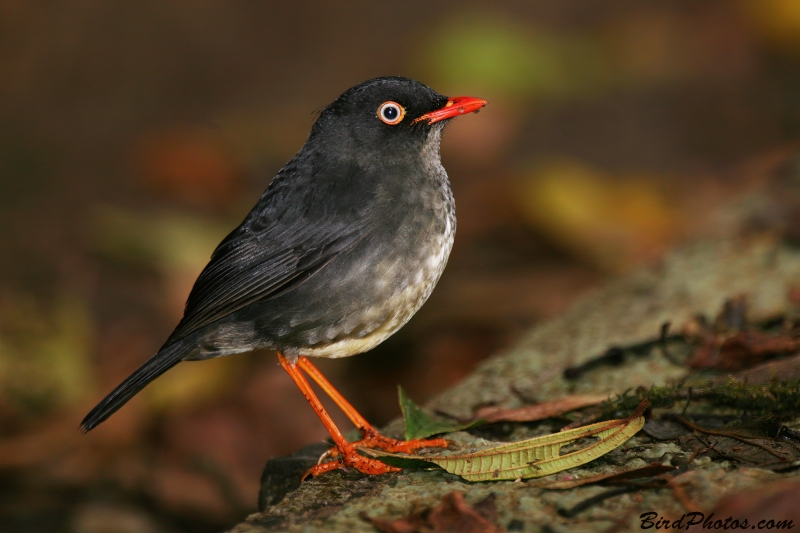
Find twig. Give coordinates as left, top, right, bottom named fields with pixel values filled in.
left=686, top=445, right=709, bottom=465
left=564, top=331, right=686, bottom=380
left=665, top=476, right=699, bottom=513
left=659, top=322, right=683, bottom=366
left=692, top=433, right=746, bottom=463
left=558, top=486, right=641, bottom=518
left=681, top=387, right=693, bottom=416
left=673, top=415, right=789, bottom=462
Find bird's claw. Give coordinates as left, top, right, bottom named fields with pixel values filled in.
left=348, top=432, right=450, bottom=454
left=316, top=447, right=336, bottom=465
left=302, top=447, right=400, bottom=480
left=303, top=433, right=450, bottom=481
left=318, top=434, right=450, bottom=463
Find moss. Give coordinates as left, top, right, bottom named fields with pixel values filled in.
left=602, top=379, right=800, bottom=420
left=704, top=379, right=800, bottom=413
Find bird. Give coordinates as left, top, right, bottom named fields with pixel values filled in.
left=81, top=77, right=487, bottom=478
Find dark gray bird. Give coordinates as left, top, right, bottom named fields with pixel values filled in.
left=81, top=77, right=486, bottom=477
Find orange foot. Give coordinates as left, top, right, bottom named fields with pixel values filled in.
left=303, top=443, right=401, bottom=480
left=336, top=429, right=449, bottom=455
left=356, top=429, right=450, bottom=454
left=306, top=430, right=450, bottom=479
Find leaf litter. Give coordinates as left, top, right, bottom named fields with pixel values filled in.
left=366, top=397, right=648, bottom=482
left=359, top=294, right=800, bottom=526
left=360, top=491, right=503, bottom=533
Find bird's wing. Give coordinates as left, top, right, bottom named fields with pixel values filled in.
left=163, top=164, right=374, bottom=346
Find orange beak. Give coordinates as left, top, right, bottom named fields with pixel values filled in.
left=413, top=96, right=488, bottom=124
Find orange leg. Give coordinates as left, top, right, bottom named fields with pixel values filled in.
left=278, top=352, right=399, bottom=479
left=297, top=356, right=449, bottom=454
left=278, top=352, right=448, bottom=479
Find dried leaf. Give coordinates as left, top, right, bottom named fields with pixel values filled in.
left=688, top=330, right=800, bottom=371
left=725, top=352, right=800, bottom=384
left=372, top=401, right=647, bottom=482
left=475, top=394, right=607, bottom=423
left=710, top=479, right=800, bottom=527
left=685, top=296, right=800, bottom=371
left=360, top=491, right=503, bottom=533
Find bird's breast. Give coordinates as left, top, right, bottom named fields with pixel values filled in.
left=295, top=171, right=455, bottom=359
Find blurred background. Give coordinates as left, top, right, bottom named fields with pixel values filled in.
left=3, top=1, right=800, bottom=531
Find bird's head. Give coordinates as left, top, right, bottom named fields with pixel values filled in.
left=307, top=77, right=486, bottom=162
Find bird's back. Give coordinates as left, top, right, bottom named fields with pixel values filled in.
left=176, top=127, right=454, bottom=361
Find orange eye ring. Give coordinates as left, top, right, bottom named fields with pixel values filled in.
left=377, top=101, right=405, bottom=125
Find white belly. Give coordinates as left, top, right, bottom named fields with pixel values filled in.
left=298, top=214, right=455, bottom=359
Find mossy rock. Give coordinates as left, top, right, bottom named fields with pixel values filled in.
left=230, top=238, right=800, bottom=532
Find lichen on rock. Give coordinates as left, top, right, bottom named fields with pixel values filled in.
left=231, top=238, right=800, bottom=532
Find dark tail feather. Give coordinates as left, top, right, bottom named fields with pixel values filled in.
left=80, top=341, right=189, bottom=433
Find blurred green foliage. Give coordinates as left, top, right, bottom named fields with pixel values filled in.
left=425, top=14, right=606, bottom=99
left=88, top=206, right=230, bottom=274
left=0, top=293, right=93, bottom=416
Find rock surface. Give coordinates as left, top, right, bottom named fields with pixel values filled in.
left=229, top=238, right=800, bottom=532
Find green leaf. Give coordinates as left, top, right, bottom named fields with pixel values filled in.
left=370, top=455, right=440, bottom=470
left=398, top=386, right=483, bottom=440
left=373, top=401, right=647, bottom=482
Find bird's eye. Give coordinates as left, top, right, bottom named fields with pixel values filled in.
left=377, top=101, right=405, bottom=125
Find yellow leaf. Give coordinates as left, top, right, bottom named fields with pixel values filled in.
left=368, top=401, right=647, bottom=482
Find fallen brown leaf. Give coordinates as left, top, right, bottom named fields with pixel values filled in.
left=724, top=352, right=800, bottom=384
left=707, top=479, right=800, bottom=529
left=474, top=394, right=608, bottom=423
left=360, top=491, right=504, bottom=533
left=687, top=330, right=800, bottom=371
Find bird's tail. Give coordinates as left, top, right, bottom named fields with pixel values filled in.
left=80, top=340, right=190, bottom=433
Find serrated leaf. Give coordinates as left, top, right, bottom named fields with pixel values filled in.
left=370, top=400, right=647, bottom=482
left=398, top=386, right=482, bottom=440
